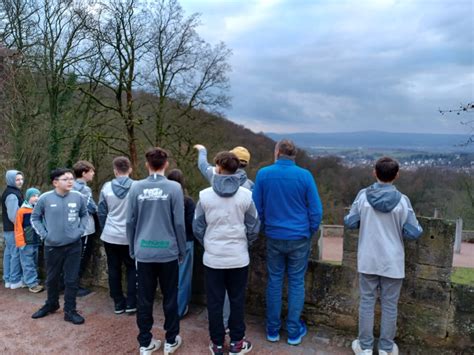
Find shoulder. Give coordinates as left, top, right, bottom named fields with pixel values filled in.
left=37, top=190, right=54, bottom=202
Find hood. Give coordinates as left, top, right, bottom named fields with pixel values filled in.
left=366, top=182, right=402, bottom=213
left=212, top=174, right=240, bottom=197
left=235, top=169, right=249, bottom=187
left=73, top=179, right=86, bottom=192
left=5, top=170, right=23, bottom=188
left=111, top=176, right=133, bottom=199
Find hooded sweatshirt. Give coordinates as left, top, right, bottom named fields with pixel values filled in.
left=1, top=170, right=24, bottom=231
left=193, top=173, right=260, bottom=269
left=126, top=174, right=186, bottom=263
left=344, top=182, right=423, bottom=279
left=98, top=176, right=134, bottom=245
left=73, top=179, right=97, bottom=236
left=197, top=147, right=254, bottom=190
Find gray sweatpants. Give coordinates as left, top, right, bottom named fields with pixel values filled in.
left=358, top=273, right=403, bottom=352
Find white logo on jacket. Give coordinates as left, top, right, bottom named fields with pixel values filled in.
left=138, top=188, right=169, bottom=201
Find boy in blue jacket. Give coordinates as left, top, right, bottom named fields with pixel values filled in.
left=344, top=157, right=423, bottom=355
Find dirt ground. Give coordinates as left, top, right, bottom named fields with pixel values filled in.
left=0, top=286, right=352, bottom=355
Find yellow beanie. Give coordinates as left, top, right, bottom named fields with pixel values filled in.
left=230, top=146, right=251, bottom=164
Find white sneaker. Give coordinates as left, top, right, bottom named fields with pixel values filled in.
left=5, top=282, right=11, bottom=289
left=10, top=281, right=25, bottom=289
left=352, top=339, right=373, bottom=355
left=164, top=335, right=182, bottom=355
left=139, top=339, right=161, bottom=355
left=379, top=343, right=399, bottom=355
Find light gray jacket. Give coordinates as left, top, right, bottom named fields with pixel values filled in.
left=126, top=174, right=186, bottom=263
left=4, top=170, right=23, bottom=223
left=344, top=182, right=423, bottom=278
left=73, top=180, right=97, bottom=236
left=31, top=190, right=88, bottom=247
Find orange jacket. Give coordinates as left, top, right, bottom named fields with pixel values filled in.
left=15, top=206, right=40, bottom=247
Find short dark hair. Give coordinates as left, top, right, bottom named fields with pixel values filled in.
left=50, top=168, right=74, bottom=183
left=375, top=157, right=399, bottom=182
left=113, top=156, right=131, bottom=174
left=214, top=151, right=239, bottom=174
left=73, top=160, right=95, bottom=178
left=145, top=147, right=168, bottom=170
left=276, top=139, right=297, bottom=158
left=167, top=169, right=185, bottom=190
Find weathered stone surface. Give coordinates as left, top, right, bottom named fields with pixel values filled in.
left=451, top=283, right=474, bottom=313
left=342, top=229, right=359, bottom=253
left=414, top=264, right=452, bottom=282
left=403, top=279, right=451, bottom=309
left=417, top=217, right=455, bottom=268
left=398, top=303, right=449, bottom=341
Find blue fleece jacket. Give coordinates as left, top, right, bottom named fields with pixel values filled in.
left=252, top=158, right=323, bottom=240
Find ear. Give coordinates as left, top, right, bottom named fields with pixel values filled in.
left=372, top=169, right=377, bottom=178
left=215, top=164, right=222, bottom=174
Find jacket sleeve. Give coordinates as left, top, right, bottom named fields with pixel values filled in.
left=306, top=172, right=323, bottom=234
left=244, top=199, right=260, bottom=246
left=31, top=197, right=48, bottom=240
left=344, top=190, right=364, bottom=229
left=172, top=187, right=186, bottom=260
left=85, top=186, right=98, bottom=214
left=77, top=195, right=89, bottom=237
left=192, top=200, right=207, bottom=246
left=402, top=196, right=423, bottom=240
left=197, top=148, right=215, bottom=184
left=252, top=171, right=264, bottom=229
left=126, top=186, right=137, bottom=259
left=14, top=209, right=26, bottom=248
left=5, top=194, right=20, bottom=223
left=97, top=187, right=108, bottom=231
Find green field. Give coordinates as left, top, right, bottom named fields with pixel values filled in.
left=451, top=267, right=474, bottom=285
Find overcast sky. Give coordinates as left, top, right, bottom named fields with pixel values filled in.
left=180, top=0, right=473, bottom=134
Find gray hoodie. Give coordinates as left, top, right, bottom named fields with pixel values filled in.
left=197, top=147, right=254, bottom=190
left=98, top=177, right=133, bottom=245
left=31, top=190, right=88, bottom=247
left=126, top=174, right=186, bottom=263
left=193, top=174, right=260, bottom=269
left=73, top=179, right=97, bottom=236
left=344, top=182, right=423, bottom=278
left=3, top=170, right=24, bottom=223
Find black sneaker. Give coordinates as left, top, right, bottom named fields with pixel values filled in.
left=125, top=305, right=137, bottom=314
left=76, top=286, right=91, bottom=297
left=115, top=300, right=126, bottom=314
left=64, top=310, right=85, bottom=325
left=209, top=342, right=224, bottom=355
left=32, top=303, right=60, bottom=319
left=229, top=339, right=252, bottom=355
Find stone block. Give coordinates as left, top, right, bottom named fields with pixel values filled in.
left=342, top=229, right=359, bottom=253
left=417, top=218, right=455, bottom=268
left=414, top=264, right=452, bottom=282
left=451, top=283, right=474, bottom=313
left=398, top=303, right=449, bottom=340
left=403, top=279, right=451, bottom=309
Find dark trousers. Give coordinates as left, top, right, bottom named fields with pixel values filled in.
left=137, top=260, right=179, bottom=347
left=104, top=241, right=137, bottom=307
left=45, top=240, right=81, bottom=312
left=205, top=265, right=249, bottom=345
left=79, top=234, right=94, bottom=280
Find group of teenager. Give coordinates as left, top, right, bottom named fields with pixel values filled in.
left=1, top=138, right=423, bottom=355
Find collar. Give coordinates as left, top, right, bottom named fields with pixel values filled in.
left=276, top=158, right=296, bottom=166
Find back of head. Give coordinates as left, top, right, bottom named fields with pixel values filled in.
left=230, top=146, right=251, bottom=168
left=275, top=139, right=297, bottom=159
left=214, top=151, right=239, bottom=174
left=50, top=168, right=73, bottom=183
left=167, top=169, right=185, bottom=190
left=375, top=157, right=399, bottom=182
left=113, top=156, right=131, bottom=174
left=145, top=147, right=168, bottom=171
left=73, top=160, right=95, bottom=178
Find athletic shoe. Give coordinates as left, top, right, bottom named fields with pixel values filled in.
left=64, top=310, right=85, bottom=325
left=164, top=335, right=182, bottom=355
left=378, top=343, right=399, bottom=355
left=352, top=339, right=373, bottom=354
left=125, top=304, right=137, bottom=314
left=5, top=282, right=11, bottom=289
left=139, top=338, right=161, bottom=355
left=29, top=285, right=44, bottom=293
left=32, top=303, right=60, bottom=319
left=76, top=286, right=91, bottom=297
left=229, top=339, right=252, bottom=355
left=114, top=300, right=126, bottom=314
left=10, top=281, right=25, bottom=289
left=209, top=342, right=224, bottom=355
left=266, top=330, right=280, bottom=342
left=287, top=320, right=308, bottom=346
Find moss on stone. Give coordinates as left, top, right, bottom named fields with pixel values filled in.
left=451, top=267, right=474, bottom=286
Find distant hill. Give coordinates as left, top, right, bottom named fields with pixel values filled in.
left=266, top=131, right=474, bottom=153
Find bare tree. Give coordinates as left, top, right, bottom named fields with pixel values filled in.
left=439, top=102, right=474, bottom=145
left=145, top=0, right=231, bottom=148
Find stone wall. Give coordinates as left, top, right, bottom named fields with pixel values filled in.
left=246, top=217, right=474, bottom=352
left=462, top=230, right=474, bottom=243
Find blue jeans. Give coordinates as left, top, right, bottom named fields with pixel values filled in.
left=2, top=231, right=22, bottom=284
left=266, top=237, right=311, bottom=338
left=19, top=244, right=40, bottom=287
left=178, top=241, right=194, bottom=317
left=358, top=273, right=403, bottom=352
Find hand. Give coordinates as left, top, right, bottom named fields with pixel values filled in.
left=193, top=144, right=205, bottom=151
